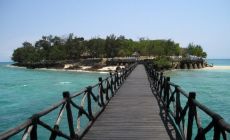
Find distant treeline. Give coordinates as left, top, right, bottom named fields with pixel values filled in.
left=12, top=34, right=207, bottom=63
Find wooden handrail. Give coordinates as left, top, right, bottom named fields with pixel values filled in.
left=0, top=63, right=137, bottom=140
left=145, top=62, right=230, bottom=140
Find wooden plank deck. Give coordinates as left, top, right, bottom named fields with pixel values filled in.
left=83, top=65, right=175, bottom=140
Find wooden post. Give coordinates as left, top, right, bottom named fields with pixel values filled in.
left=150, top=69, right=153, bottom=78
left=159, top=73, right=163, bottom=96
left=175, top=86, right=180, bottom=124
left=124, top=68, right=126, bottom=80
left=153, top=70, right=156, bottom=81
left=157, top=73, right=165, bottom=98
left=109, top=72, right=114, bottom=96
left=153, top=70, right=159, bottom=83
left=152, top=69, right=155, bottom=79
left=99, top=77, right=105, bottom=106
left=153, top=70, right=157, bottom=88
left=116, top=71, right=120, bottom=86
left=120, top=69, right=123, bottom=83
left=49, top=125, right=59, bottom=140
left=195, top=127, right=205, bottom=140
left=114, top=71, right=117, bottom=90
left=86, top=86, right=93, bottom=119
left=153, top=70, right=159, bottom=87
left=63, top=91, right=77, bottom=139
left=213, top=114, right=222, bottom=140
left=124, top=68, right=127, bottom=79
left=166, top=77, right=170, bottom=106
left=213, top=126, right=220, bottom=140
left=161, top=77, right=165, bottom=99
left=187, top=92, right=196, bottom=140
left=121, top=68, right=125, bottom=82
left=175, top=86, right=182, bottom=139
left=30, top=114, right=38, bottom=140
left=163, top=77, right=170, bottom=104
left=105, top=79, right=110, bottom=100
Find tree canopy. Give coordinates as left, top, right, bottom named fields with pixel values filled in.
left=186, top=43, right=207, bottom=58
left=12, top=34, right=207, bottom=63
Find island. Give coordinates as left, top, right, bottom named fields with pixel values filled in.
left=11, top=34, right=208, bottom=71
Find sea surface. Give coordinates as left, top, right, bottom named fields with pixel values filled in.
left=0, top=59, right=230, bottom=139
left=165, top=59, right=230, bottom=139
left=0, top=63, right=107, bottom=138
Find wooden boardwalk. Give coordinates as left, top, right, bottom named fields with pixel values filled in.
left=83, top=65, right=175, bottom=140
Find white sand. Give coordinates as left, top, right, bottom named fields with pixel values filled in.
left=37, top=68, right=109, bottom=73
left=80, top=66, right=91, bottom=70
left=64, top=64, right=92, bottom=70
left=98, top=66, right=125, bottom=71
left=202, top=66, right=230, bottom=70
left=64, top=64, right=73, bottom=69
left=9, top=64, right=125, bottom=73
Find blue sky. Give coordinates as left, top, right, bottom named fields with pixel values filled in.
left=1, top=0, right=230, bottom=61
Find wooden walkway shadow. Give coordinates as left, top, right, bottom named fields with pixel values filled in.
left=83, top=65, right=175, bottom=140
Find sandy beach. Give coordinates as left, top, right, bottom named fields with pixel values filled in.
left=202, top=66, right=230, bottom=70
left=8, top=64, right=126, bottom=73
left=97, top=66, right=125, bottom=71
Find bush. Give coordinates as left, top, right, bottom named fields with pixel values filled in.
left=153, top=56, right=172, bottom=70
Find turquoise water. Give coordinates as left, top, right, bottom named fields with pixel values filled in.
left=0, top=63, right=106, bottom=136
left=207, top=59, right=230, bottom=66
left=165, top=59, right=230, bottom=139
left=1, top=60, right=230, bottom=139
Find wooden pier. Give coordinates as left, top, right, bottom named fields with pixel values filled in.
left=83, top=65, right=174, bottom=140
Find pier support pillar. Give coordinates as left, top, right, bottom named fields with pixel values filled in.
left=176, top=64, right=180, bottom=69
left=183, top=63, right=187, bottom=69
left=193, top=63, right=198, bottom=69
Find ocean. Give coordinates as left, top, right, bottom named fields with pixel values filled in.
left=0, top=63, right=107, bottom=137
left=0, top=59, right=229, bottom=139
left=165, top=59, right=230, bottom=139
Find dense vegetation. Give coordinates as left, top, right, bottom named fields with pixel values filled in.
left=186, top=43, right=207, bottom=58
left=12, top=34, right=207, bottom=64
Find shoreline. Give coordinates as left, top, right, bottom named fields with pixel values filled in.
left=6, top=64, right=124, bottom=74
left=37, top=68, right=110, bottom=74
left=7, top=64, right=230, bottom=74
left=202, top=65, right=230, bottom=70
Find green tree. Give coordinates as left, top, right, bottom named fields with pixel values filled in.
left=86, top=38, right=105, bottom=58
left=12, top=42, right=39, bottom=63
left=12, top=47, right=25, bottom=63
left=12, top=34, right=207, bottom=64
left=49, top=45, right=67, bottom=60
left=105, top=34, right=120, bottom=57
left=118, top=39, right=134, bottom=56
left=65, top=33, right=83, bottom=60
left=187, top=43, right=206, bottom=58
left=35, top=36, right=52, bottom=60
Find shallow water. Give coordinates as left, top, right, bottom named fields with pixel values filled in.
left=165, top=59, right=230, bottom=139
left=0, top=63, right=106, bottom=135
left=1, top=60, right=230, bottom=139
left=207, top=59, right=230, bottom=66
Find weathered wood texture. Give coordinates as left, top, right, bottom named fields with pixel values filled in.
left=83, top=65, right=175, bottom=140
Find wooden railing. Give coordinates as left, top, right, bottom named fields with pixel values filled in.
left=145, top=63, right=230, bottom=140
left=0, top=63, right=137, bottom=140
